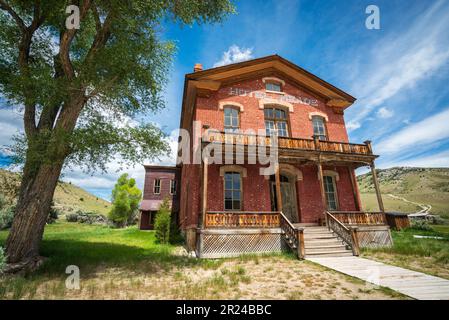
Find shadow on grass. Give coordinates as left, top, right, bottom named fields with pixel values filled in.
left=35, top=239, right=212, bottom=276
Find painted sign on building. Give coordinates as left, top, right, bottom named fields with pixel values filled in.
left=228, top=87, right=319, bottom=106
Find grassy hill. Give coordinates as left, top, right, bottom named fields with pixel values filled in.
left=0, top=169, right=111, bottom=216
left=357, top=167, right=449, bottom=218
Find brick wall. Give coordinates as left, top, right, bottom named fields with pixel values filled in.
left=178, top=75, right=360, bottom=228
left=142, top=167, right=180, bottom=210
left=195, top=78, right=349, bottom=142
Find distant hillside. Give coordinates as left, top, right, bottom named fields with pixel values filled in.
left=357, top=167, right=449, bottom=218
left=0, top=169, right=111, bottom=216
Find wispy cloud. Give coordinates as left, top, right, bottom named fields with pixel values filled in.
left=213, top=45, right=253, bottom=67
left=347, top=0, right=449, bottom=131
left=377, top=107, right=394, bottom=119
left=376, top=107, right=449, bottom=154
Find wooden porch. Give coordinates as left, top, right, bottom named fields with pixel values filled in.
left=195, top=132, right=392, bottom=258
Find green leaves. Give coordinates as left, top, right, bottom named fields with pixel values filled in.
left=109, top=173, right=142, bottom=227
left=1, top=0, right=234, bottom=173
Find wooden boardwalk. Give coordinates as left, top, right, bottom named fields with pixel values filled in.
left=307, top=256, right=449, bottom=300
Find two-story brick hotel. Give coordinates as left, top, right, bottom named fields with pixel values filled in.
left=139, top=55, right=399, bottom=259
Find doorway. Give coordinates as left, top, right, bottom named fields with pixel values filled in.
left=270, top=174, right=299, bottom=223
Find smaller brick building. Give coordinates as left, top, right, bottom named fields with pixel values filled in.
left=139, top=165, right=180, bottom=230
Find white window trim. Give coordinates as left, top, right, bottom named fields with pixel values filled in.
left=262, top=77, right=285, bottom=86
left=153, top=179, right=161, bottom=194
left=259, top=99, right=294, bottom=112
left=318, top=170, right=340, bottom=181
left=219, top=165, right=247, bottom=178
left=309, top=112, right=329, bottom=122
left=219, top=101, right=244, bottom=112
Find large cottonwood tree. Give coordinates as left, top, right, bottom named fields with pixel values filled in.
left=0, top=0, right=234, bottom=270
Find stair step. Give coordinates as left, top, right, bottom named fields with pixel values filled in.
left=306, top=251, right=354, bottom=258
left=306, top=248, right=352, bottom=255
left=304, top=228, right=330, bottom=233
left=305, top=244, right=347, bottom=250
left=304, top=234, right=338, bottom=240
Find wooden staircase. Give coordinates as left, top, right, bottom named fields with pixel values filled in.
left=303, top=226, right=353, bottom=258
left=280, top=212, right=358, bottom=259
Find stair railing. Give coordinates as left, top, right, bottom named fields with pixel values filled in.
left=279, top=212, right=305, bottom=259
left=325, top=211, right=360, bottom=256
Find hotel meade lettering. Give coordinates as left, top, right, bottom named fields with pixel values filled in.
left=228, top=87, right=319, bottom=106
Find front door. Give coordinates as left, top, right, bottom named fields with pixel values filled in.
left=270, top=175, right=298, bottom=223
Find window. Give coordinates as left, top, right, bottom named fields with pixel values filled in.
left=264, top=107, right=289, bottom=137
left=266, top=82, right=282, bottom=92
left=170, top=179, right=177, bottom=195
left=224, top=172, right=241, bottom=210
left=153, top=179, right=161, bottom=194
left=312, top=116, right=327, bottom=140
left=224, top=107, right=239, bottom=132
left=323, top=176, right=338, bottom=210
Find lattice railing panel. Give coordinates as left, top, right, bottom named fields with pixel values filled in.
left=198, top=232, right=282, bottom=258
left=358, top=229, right=393, bottom=248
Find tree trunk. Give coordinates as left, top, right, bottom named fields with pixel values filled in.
left=5, top=159, right=64, bottom=269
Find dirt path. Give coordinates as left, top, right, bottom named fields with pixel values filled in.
left=387, top=194, right=432, bottom=214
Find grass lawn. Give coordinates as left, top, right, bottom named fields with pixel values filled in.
left=362, top=226, right=449, bottom=280
left=0, top=221, right=406, bottom=300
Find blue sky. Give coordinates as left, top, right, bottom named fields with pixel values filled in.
left=1, top=0, right=449, bottom=200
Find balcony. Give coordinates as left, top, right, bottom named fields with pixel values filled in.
left=204, top=131, right=374, bottom=156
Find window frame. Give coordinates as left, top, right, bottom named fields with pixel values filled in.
left=223, top=106, right=240, bottom=133
left=223, top=171, right=243, bottom=211
left=170, top=179, right=177, bottom=195
left=264, top=106, right=290, bottom=137
left=323, top=175, right=339, bottom=211
left=265, top=81, right=283, bottom=93
left=312, top=115, right=328, bottom=141
left=153, top=179, right=161, bottom=195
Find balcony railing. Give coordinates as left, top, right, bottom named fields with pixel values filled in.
left=205, top=132, right=372, bottom=155
left=330, top=211, right=387, bottom=225
left=205, top=211, right=280, bottom=228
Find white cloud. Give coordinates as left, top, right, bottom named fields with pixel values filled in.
left=346, top=121, right=361, bottom=131
left=376, top=107, right=449, bottom=154
left=213, top=45, right=254, bottom=67
left=377, top=107, right=394, bottom=119
left=347, top=0, right=449, bottom=130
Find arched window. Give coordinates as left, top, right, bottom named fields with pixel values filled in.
left=224, top=107, right=239, bottom=132
left=264, top=107, right=289, bottom=137
left=312, top=116, right=327, bottom=140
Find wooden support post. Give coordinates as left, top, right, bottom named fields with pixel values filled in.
left=350, top=227, right=360, bottom=256
left=201, top=157, right=209, bottom=228
left=348, top=166, right=361, bottom=211
left=370, top=162, right=385, bottom=213
left=364, top=140, right=373, bottom=155
left=274, top=161, right=283, bottom=212
left=317, top=162, right=327, bottom=225
left=296, top=228, right=305, bottom=259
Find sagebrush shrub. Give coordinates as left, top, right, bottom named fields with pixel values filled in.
left=0, top=205, right=15, bottom=230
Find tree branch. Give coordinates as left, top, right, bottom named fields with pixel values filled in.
left=0, top=0, right=26, bottom=32
left=59, top=0, right=92, bottom=79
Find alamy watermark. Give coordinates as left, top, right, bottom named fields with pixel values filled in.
left=365, top=5, right=380, bottom=30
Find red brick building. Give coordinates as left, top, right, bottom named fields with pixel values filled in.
left=139, top=166, right=180, bottom=230
left=141, top=55, right=391, bottom=258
